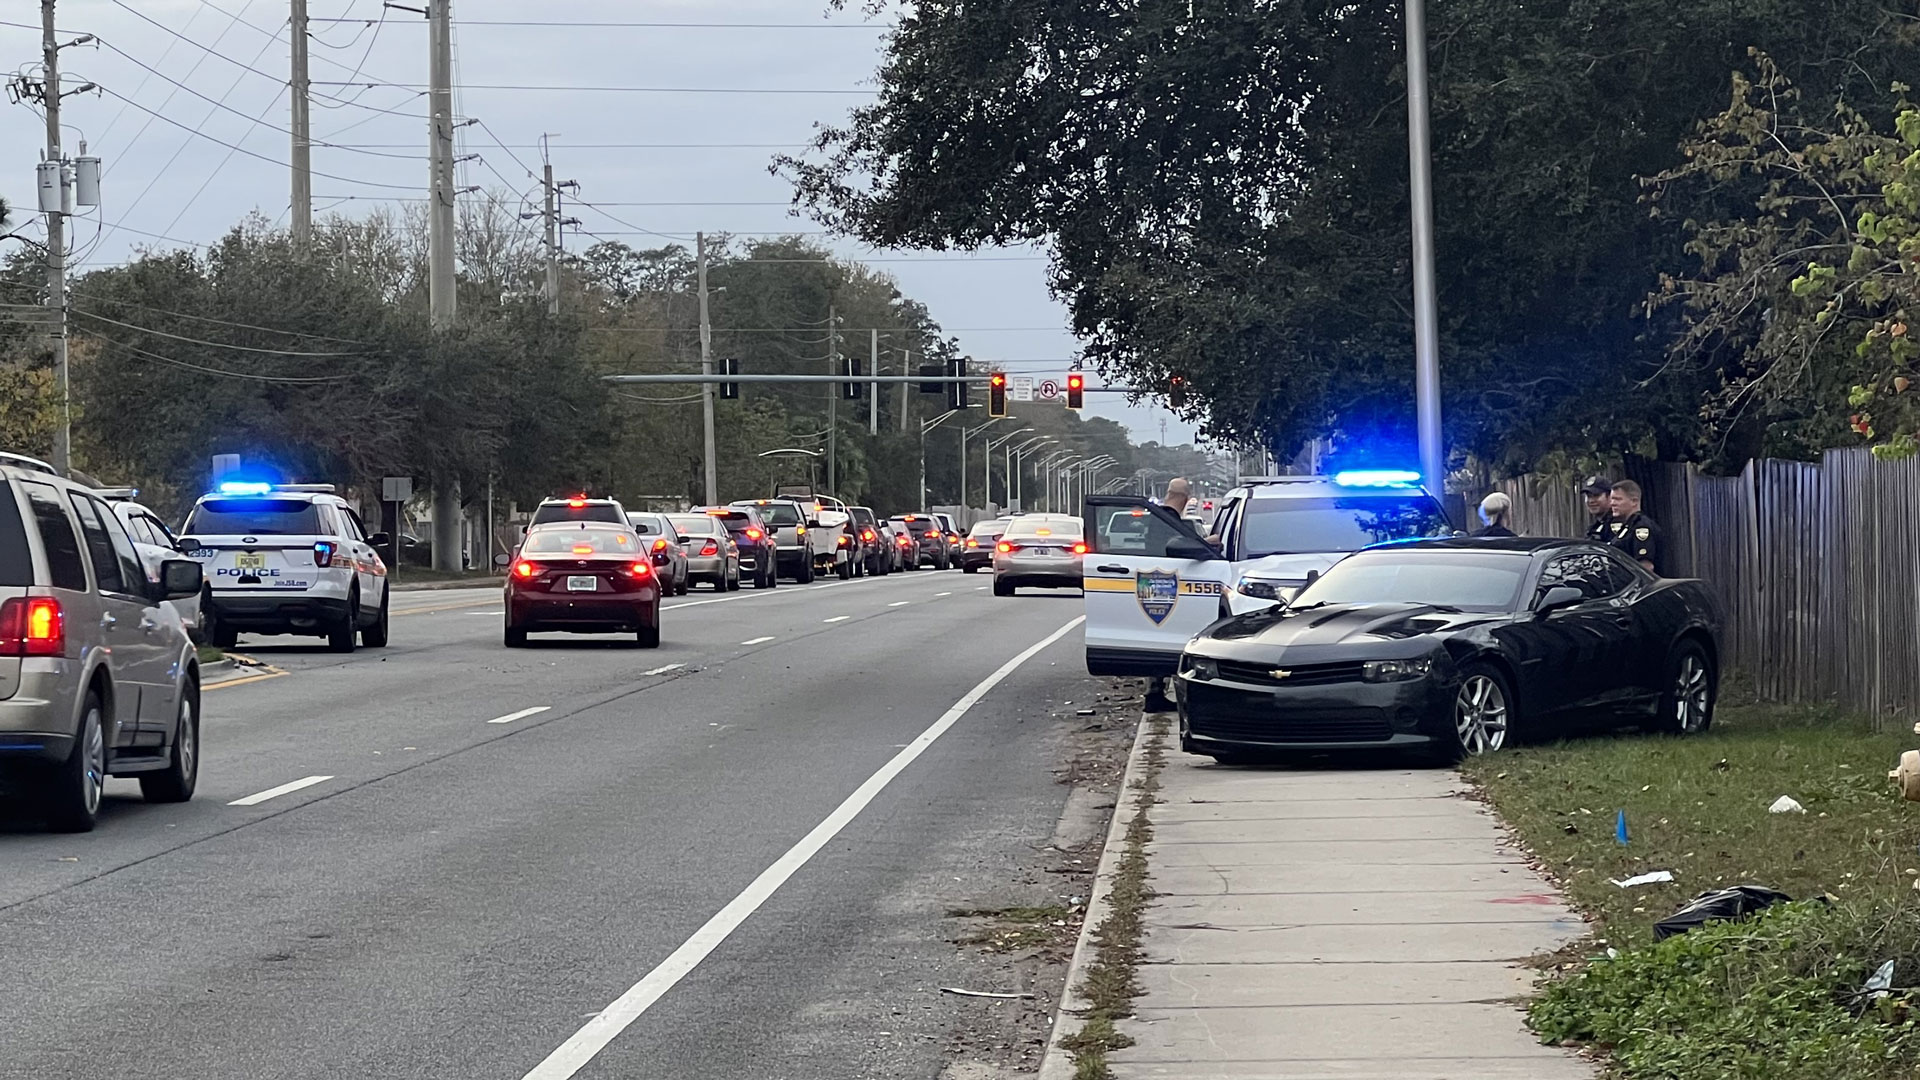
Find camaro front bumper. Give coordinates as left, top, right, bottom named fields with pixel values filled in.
left=1175, top=663, right=1457, bottom=751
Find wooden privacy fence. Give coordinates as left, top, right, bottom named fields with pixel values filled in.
left=1479, top=448, right=1920, bottom=719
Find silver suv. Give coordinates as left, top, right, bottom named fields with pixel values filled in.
left=0, top=463, right=206, bottom=832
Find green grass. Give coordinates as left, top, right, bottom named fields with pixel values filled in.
left=196, top=645, right=225, bottom=666
left=1464, top=701, right=1920, bottom=1079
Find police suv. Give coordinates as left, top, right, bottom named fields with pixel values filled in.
left=178, top=482, right=391, bottom=652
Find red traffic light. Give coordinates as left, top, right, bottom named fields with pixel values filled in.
left=1066, top=371, right=1085, bottom=410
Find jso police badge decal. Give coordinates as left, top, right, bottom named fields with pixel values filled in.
left=1136, top=570, right=1179, bottom=625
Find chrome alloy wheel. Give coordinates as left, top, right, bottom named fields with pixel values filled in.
left=1674, top=652, right=1712, bottom=733
left=1454, top=674, right=1510, bottom=756
left=80, top=703, right=106, bottom=815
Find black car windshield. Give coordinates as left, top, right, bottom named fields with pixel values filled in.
left=1242, top=495, right=1451, bottom=556
left=531, top=502, right=623, bottom=525
left=523, top=529, right=638, bottom=555
left=185, top=499, right=321, bottom=535
left=1293, top=550, right=1529, bottom=611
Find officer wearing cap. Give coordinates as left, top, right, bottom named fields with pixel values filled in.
left=1606, top=480, right=1663, bottom=575
left=1580, top=476, right=1614, bottom=542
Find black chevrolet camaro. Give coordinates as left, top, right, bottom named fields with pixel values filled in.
left=1175, top=538, right=1723, bottom=763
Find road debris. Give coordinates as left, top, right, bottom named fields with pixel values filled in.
left=940, top=987, right=1036, bottom=1000
left=1609, top=870, right=1675, bottom=888
left=1653, top=885, right=1793, bottom=940
left=1768, top=795, right=1806, bottom=814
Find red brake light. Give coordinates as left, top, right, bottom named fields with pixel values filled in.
left=513, top=559, right=538, bottom=579
left=652, top=538, right=668, bottom=552
left=966, top=538, right=978, bottom=548
left=897, top=535, right=911, bottom=546
left=572, top=544, right=595, bottom=555
left=837, top=535, right=851, bottom=547
left=626, top=561, right=653, bottom=577
left=567, top=498, right=587, bottom=508
left=862, top=529, right=875, bottom=541
left=997, top=541, right=1014, bottom=553
left=0, top=596, right=65, bottom=657
left=701, top=541, right=719, bottom=556
left=746, top=528, right=763, bottom=540
left=1072, top=542, right=1089, bottom=555
left=313, top=540, right=335, bottom=568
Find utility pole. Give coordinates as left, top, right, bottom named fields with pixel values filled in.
left=290, top=0, right=311, bottom=248
left=543, top=162, right=558, bottom=315
left=696, top=232, right=717, bottom=505
left=1405, top=0, right=1444, bottom=493
left=41, top=0, right=69, bottom=475
left=868, top=329, right=879, bottom=435
left=826, top=298, right=838, bottom=494
left=898, top=346, right=909, bottom=433
left=427, top=0, right=461, bottom=572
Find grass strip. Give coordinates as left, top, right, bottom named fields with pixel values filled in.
left=1463, top=701, right=1920, bottom=1080
left=1061, top=715, right=1169, bottom=1080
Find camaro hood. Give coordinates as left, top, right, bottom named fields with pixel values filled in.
left=1202, top=602, right=1493, bottom=651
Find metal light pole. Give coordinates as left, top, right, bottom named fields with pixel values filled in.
left=984, top=427, right=1031, bottom=510
left=1009, top=436, right=1052, bottom=513
left=957, top=418, right=1005, bottom=513
left=1405, top=0, right=1444, bottom=492
left=1040, top=452, right=1077, bottom=513
left=919, top=409, right=970, bottom=511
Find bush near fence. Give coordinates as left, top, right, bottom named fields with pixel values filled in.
left=1478, top=448, right=1920, bottom=720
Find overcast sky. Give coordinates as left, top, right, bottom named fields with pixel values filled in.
left=1, top=0, right=1198, bottom=445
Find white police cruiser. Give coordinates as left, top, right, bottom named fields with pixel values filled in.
left=177, top=482, right=390, bottom=652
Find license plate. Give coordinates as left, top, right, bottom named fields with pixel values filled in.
left=235, top=552, right=266, bottom=570
left=566, top=575, right=598, bottom=592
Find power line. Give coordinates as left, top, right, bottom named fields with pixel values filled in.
left=74, top=309, right=367, bottom=356
left=313, top=81, right=876, bottom=95
left=308, top=18, right=892, bottom=29
left=72, top=293, right=373, bottom=345
left=97, top=87, right=421, bottom=191
left=85, top=334, right=355, bottom=383
left=333, top=142, right=805, bottom=149
left=191, top=0, right=404, bottom=79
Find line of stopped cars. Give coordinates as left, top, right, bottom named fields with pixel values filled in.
left=1075, top=472, right=1725, bottom=764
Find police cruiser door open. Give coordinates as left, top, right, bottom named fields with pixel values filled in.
left=1082, top=496, right=1235, bottom=676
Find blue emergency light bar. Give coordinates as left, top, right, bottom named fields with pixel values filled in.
left=1332, top=469, right=1422, bottom=488
left=216, top=481, right=274, bottom=496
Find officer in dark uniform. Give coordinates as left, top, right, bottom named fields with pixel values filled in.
left=1580, top=476, right=1614, bottom=542
left=1605, top=479, right=1663, bottom=575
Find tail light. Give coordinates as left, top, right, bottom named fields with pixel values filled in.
left=568, top=497, right=587, bottom=508
left=997, top=542, right=1015, bottom=553
left=837, top=535, right=851, bottom=548
left=862, top=529, right=875, bottom=541
left=965, top=538, right=978, bottom=548
left=626, top=561, right=654, bottom=578
left=512, top=559, right=539, bottom=579
left=572, top=544, right=595, bottom=555
left=0, top=596, right=65, bottom=657
left=1072, top=542, right=1089, bottom=555
left=652, top=538, right=668, bottom=552
left=701, top=541, right=719, bottom=556
left=897, top=535, right=911, bottom=546
left=746, top=528, right=763, bottom=541
left=313, top=540, right=335, bottom=567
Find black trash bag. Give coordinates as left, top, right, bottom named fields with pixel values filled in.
left=1654, top=885, right=1794, bottom=941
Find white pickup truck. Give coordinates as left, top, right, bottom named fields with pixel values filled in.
left=731, top=495, right=851, bottom=583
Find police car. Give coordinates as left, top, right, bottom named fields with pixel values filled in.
left=177, top=482, right=391, bottom=652
left=1080, top=472, right=1455, bottom=678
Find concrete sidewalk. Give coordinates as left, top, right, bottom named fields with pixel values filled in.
left=1097, top=734, right=1594, bottom=1079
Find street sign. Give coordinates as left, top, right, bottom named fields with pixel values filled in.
left=382, top=476, right=414, bottom=503
left=1011, top=376, right=1034, bottom=402
left=1038, top=379, right=1060, bottom=400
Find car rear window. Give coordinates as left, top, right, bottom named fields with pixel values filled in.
left=894, top=518, right=936, bottom=534
left=0, top=482, right=32, bottom=587
left=747, top=502, right=802, bottom=526
left=1004, top=517, right=1083, bottom=540
left=668, top=515, right=721, bottom=535
left=969, top=520, right=1009, bottom=538
left=627, top=515, right=670, bottom=536
left=524, top=529, right=640, bottom=555
left=186, top=498, right=322, bottom=536
left=532, top=502, right=624, bottom=525
left=19, top=481, right=88, bottom=591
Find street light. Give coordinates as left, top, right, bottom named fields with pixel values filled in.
left=983, top=427, right=1032, bottom=509
left=1009, top=436, right=1053, bottom=512
left=920, top=406, right=980, bottom=510
left=957, top=417, right=1007, bottom=513
left=1041, top=452, right=1080, bottom=513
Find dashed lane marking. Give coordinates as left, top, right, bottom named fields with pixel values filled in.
left=487, top=706, right=551, bottom=725
left=229, top=775, right=335, bottom=807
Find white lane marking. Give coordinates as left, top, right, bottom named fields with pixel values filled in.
left=740, top=636, right=775, bottom=645
left=887, top=601, right=910, bottom=607
left=934, top=591, right=952, bottom=597
left=228, top=775, right=335, bottom=807
left=664, top=596, right=742, bottom=611
left=642, top=663, right=684, bottom=676
left=974, top=586, right=987, bottom=591
left=520, top=615, right=1085, bottom=1080
left=487, top=706, right=552, bottom=726
left=465, top=609, right=505, bottom=615
left=822, top=616, right=851, bottom=624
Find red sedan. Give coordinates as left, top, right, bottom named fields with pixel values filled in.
left=504, top=523, right=662, bottom=648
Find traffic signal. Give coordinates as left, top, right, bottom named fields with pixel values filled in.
left=988, top=371, right=1008, bottom=417
left=947, top=357, right=970, bottom=411
left=842, top=357, right=864, bottom=400
left=919, top=363, right=944, bottom=393
left=1168, top=374, right=1187, bottom=410
left=719, top=358, right=740, bottom=400
left=1065, top=372, right=1084, bottom=410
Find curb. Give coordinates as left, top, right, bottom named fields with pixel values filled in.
left=199, top=658, right=241, bottom=684
left=1037, top=712, right=1160, bottom=1080
left=391, top=577, right=504, bottom=593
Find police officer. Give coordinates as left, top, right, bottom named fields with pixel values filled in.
left=1580, top=476, right=1614, bottom=542
left=1606, top=479, right=1663, bottom=575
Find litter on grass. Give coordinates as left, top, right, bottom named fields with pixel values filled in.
left=1653, top=885, right=1794, bottom=940
left=1610, top=870, right=1675, bottom=889
left=1865, top=960, right=1896, bottom=1000
left=1769, top=795, right=1806, bottom=814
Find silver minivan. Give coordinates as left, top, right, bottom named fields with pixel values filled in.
left=0, top=463, right=206, bottom=832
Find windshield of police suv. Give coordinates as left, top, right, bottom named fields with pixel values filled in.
left=1241, top=495, right=1450, bottom=556
left=185, top=498, right=323, bottom=536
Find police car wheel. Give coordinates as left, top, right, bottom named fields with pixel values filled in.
left=361, top=588, right=390, bottom=648
left=327, top=591, right=359, bottom=653
left=211, top=622, right=239, bottom=650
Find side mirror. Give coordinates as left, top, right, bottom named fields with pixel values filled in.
left=367, top=532, right=390, bottom=548
left=1535, top=585, right=1585, bottom=617
left=1165, top=536, right=1219, bottom=561
left=157, top=559, right=203, bottom=602
left=493, top=553, right=511, bottom=568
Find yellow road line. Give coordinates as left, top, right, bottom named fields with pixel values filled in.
left=205, top=653, right=289, bottom=692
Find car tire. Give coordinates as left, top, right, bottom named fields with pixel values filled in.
left=637, top=606, right=661, bottom=649
left=141, top=678, right=199, bottom=804
left=1659, top=640, right=1716, bottom=736
left=963, top=564, right=978, bottom=574
left=328, top=591, right=359, bottom=653
left=504, top=626, right=528, bottom=648
left=837, top=559, right=852, bottom=581
left=993, top=578, right=1014, bottom=597
left=755, top=566, right=772, bottom=589
left=361, top=586, right=390, bottom=648
left=46, top=690, right=107, bottom=833
left=211, top=621, right=239, bottom=650
left=797, top=560, right=815, bottom=585
left=1440, top=664, right=1513, bottom=761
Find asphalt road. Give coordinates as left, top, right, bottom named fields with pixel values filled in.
left=0, top=570, right=1105, bottom=1079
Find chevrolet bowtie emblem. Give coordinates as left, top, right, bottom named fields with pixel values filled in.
left=1269, top=669, right=1293, bottom=680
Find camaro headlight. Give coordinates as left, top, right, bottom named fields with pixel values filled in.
left=1235, top=577, right=1298, bottom=604
left=1362, top=658, right=1433, bottom=682
left=1180, top=654, right=1219, bottom=680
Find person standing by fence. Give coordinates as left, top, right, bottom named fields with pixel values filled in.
left=1581, top=476, right=1615, bottom=542
left=1475, top=492, right=1517, bottom=537
left=1606, top=480, right=1663, bottom=574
